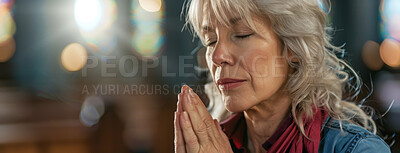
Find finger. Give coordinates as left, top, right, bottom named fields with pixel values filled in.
left=181, top=86, right=210, bottom=144
left=180, top=111, right=200, bottom=153
left=187, top=87, right=220, bottom=142
left=214, top=119, right=231, bottom=150
left=211, top=119, right=223, bottom=146
left=174, top=112, right=186, bottom=153
left=214, top=119, right=223, bottom=135
left=177, top=93, right=184, bottom=112
left=215, top=119, right=229, bottom=140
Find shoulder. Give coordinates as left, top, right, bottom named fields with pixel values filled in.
left=318, top=117, right=391, bottom=153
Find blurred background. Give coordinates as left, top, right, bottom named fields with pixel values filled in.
left=0, top=0, right=399, bottom=152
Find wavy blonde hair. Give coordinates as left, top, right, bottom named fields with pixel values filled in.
left=183, top=0, right=376, bottom=135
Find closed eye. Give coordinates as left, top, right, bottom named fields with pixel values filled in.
left=206, top=41, right=217, bottom=47
left=206, top=33, right=253, bottom=46
left=235, top=33, right=253, bottom=39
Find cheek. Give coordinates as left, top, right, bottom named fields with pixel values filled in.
left=242, top=48, right=289, bottom=101
left=243, top=49, right=274, bottom=77
left=242, top=46, right=287, bottom=78
left=206, top=54, right=214, bottom=74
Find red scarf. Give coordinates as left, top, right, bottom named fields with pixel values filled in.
left=268, top=109, right=328, bottom=153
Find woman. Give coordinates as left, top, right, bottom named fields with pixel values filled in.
left=174, top=0, right=391, bottom=152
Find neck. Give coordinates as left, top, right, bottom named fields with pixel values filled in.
left=243, top=90, right=291, bottom=153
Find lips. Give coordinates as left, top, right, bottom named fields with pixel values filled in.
left=217, top=78, right=246, bottom=91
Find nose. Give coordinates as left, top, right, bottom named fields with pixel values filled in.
left=211, top=41, right=234, bottom=66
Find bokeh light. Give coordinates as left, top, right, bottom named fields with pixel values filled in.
left=0, top=0, right=16, bottom=63
left=362, top=41, right=383, bottom=71
left=317, top=0, right=330, bottom=14
left=74, top=0, right=117, bottom=56
left=74, top=0, right=117, bottom=34
left=61, top=43, right=88, bottom=71
left=387, top=14, right=400, bottom=41
left=131, top=0, right=165, bottom=59
left=133, top=30, right=164, bottom=57
left=80, top=96, right=105, bottom=127
left=83, top=33, right=117, bottom=55
left=138, top=0, right=162, bottom=12
left=380, top=0, right=400, bottom=41
left=0, top=1, right=15, bottom=43
left=380, top=39, right=400, bottom=68
left=74, top=0, right=102, bottom=32
left=0, top=37, right=15, bottom=63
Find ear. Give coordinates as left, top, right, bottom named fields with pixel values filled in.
left=287, top=49, right=299, bottom=63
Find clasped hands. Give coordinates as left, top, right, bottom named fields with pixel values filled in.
left=174, top=85, right=233, bottom=153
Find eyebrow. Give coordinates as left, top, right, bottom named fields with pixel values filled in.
left=229, top=17, right=242, bottom=25
left=201, top=17, right=242, bottom=32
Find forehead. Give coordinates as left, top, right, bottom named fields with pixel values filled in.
left=200, top=15, right=271, bottom=37
left=201, top=17, right=243, bottom=31
left=187, top=0, right=264, bottom=42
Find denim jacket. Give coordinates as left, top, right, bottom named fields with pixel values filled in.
left=319, top=117, right=391, bottom=153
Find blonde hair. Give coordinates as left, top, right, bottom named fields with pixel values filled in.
left=184, top=0, right=376, bottom=135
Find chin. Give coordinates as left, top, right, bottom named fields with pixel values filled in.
left=224, top=98, right=249, bottom=113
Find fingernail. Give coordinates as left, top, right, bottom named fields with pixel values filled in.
left=182, top=86, right=187, bottom=93
left=177, top=93, right=182, bottom=101
left=180, top=85, right=185, bottom=93
left=181, top=85, right=188, bottom=93
left=188, top=88, right=195, bottom=98
left=183, top=111, right=190, bottom=123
